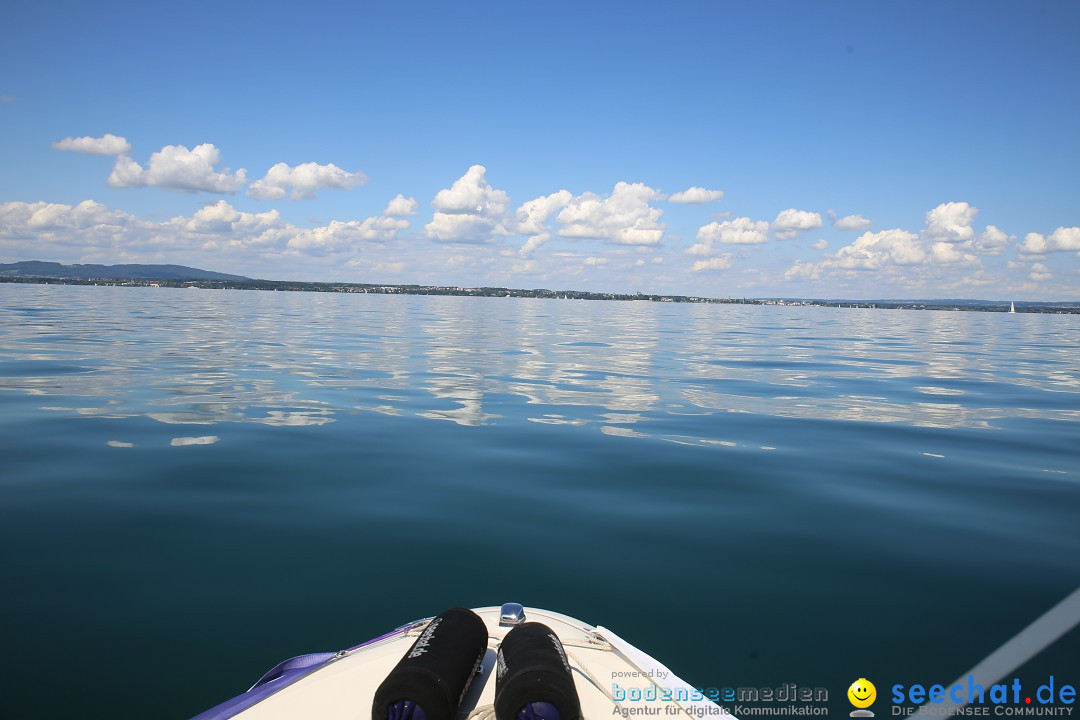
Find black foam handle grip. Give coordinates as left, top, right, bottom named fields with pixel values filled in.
left=494, top=622, right=582, bottom=720
left=372, top=607, right=488, bottom=720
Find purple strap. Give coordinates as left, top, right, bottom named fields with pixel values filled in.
left=187, top=622, right=421, bottom=720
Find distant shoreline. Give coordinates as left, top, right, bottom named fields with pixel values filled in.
left=2, top=274, right=1077, bottom=314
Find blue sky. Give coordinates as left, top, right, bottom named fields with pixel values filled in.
left=2, top=0, right=1078, bottom=299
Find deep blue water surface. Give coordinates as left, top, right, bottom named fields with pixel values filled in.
left=1, top=284, right=1077, bottom=718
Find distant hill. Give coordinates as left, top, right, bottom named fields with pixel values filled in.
left=0, top=261, right=249, bottom=282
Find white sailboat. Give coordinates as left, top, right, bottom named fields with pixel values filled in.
left=1009, top=301, right=1016, bottom=313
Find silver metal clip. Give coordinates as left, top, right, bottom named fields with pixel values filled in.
left=499, top=602, right=526, bottom=626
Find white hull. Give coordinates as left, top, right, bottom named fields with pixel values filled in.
left=194, top=606, right=732, bottom=720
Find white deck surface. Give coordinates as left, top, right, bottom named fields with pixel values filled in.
left=231, top=606, right=734, bottom=720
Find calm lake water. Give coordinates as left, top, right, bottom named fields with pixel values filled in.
left=1, top=283, right=1077, bottom=719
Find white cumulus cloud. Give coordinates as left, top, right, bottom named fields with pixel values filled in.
left=782, top=205, right=997, bottom=287
left=831, top=228, right=925, bottom=269
left=515, top=190, right=572, bottom=256
left=0, top=198, right=409, bottom=260
left=383, top=194, right=419, bottom=216
left=287, top=216, right=409, bottom=254
left=929, top=241, right=977, bottom=265
left=168, top=200, right=289, bottom=249
left=555, top=182, right=665, bottom=246
left=0, top=200, right=135, bottom=247
left=974, top=225, right=1011, bottom=256
left=780, top=200, right=1030, bottom=291
left=52, top=133, right=132, bottom=155
left=772, top=208, right=823, bottom=239
left=834, top=214, right=872, bottom=231
left=108, top=143, right=246, bottom=193
left=1020, top=227, right=1080, bottom=254
left=516, top=190, right=572, bottom=236
left=924, top=201, right=977, bottom=242
left=1028, top=262, right=1052, bottom=281
left=247, top=161, right=367, bottom=200
left=668, top=187, right=724, bottom=204
left=432, top=164, right=510, bottom=215
left=425, top=165, right=512, bottom=243
left=786, top=228, right=926, bottom=276
left=690, top=217, right=770, bottom=255
left=691, top=255, right=734, bottom=272
left=518, top=233, right=551, bottom=257
left=783, top=260, right=819, bottom=281
left=811, top=239, right=828, bottom=250
left=425, top=211, right=508, bottom=243
left=792, top=200, right=1012, bottom=280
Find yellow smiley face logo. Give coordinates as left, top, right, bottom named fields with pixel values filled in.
left=848, top=679, right=876, bottom=709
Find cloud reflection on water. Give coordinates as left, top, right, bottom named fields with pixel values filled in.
left=1, top=286, right=1078, bottom=449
